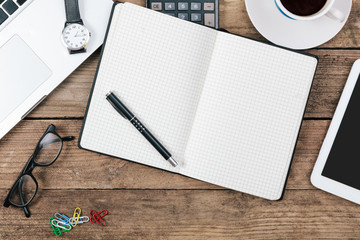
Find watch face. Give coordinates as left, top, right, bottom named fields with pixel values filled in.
left=62, top=23, right=90, bottom=51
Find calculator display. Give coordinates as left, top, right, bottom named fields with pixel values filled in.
left=147, top=0, right=219, bottom=28
left=322, top=74, right=360, bottom=190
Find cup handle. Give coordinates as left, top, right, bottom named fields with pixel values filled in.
left=325, top=7, right=346, bottom=22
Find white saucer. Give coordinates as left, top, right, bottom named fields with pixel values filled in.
left=244, top=0, right=352, bottom=50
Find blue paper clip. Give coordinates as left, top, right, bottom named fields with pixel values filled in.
left=69, top=216, right=90, bottom=224
left=54, top=213, right=71, bottom=225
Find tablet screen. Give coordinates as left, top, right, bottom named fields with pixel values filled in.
left=322, top=74, right=360, bottom=190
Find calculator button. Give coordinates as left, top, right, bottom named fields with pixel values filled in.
left=178, top=13, right=189, bottom=20
left=164, top=2, right=175, bottom=10
left=178, top=2, right=188, bottom=10
left=204, top=2, right=214, bottom=11
left=191, top=13, right=201, bottom=21
left=17, top=0, right=27, bottom=6
left=191, top=2, right=201, bottom=10
left=3, top=0, right=18, bottom=15
left=166, top=13, right=176, bottom=16
left=151, top=2, right=162, bottom=10
left=204, top=13, right=215, bottom=27
left=0, top=9, right=8, bottom=25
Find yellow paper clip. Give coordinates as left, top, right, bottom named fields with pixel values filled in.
left=70, top=207, right=81, bottom=227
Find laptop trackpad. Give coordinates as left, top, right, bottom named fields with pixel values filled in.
left=0, top=35, right=52, bottom=122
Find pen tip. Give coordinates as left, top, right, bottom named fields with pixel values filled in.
left=106, top=91, right=112, bottom=97
left=168, top=157, right=178, bottom=167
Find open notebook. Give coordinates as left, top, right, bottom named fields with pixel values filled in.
left=79, top=2, right=318, bottom=200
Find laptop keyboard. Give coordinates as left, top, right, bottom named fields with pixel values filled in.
left=0, top=0, right=26, bottom=25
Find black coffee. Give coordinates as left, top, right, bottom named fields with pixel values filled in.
left=280, top=0, right=327, bottom=16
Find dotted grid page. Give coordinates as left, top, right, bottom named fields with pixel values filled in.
left=182, top=33, right=317, bottom=200
left=80, top=3, right=218, bottom=173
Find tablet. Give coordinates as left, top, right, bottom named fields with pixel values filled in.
left=311, top=59, right=360, bottom=204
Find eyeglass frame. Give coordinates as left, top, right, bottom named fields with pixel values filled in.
left=3, top=124, right=74, bottom=217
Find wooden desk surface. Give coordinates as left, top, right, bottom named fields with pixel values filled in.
left=1, top=1, right=360, bottom=239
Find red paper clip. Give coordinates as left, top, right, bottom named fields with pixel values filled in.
left=89, top=209, right=108, bottom=226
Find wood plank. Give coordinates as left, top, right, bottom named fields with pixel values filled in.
left=306, top=49, right=357, bottom=119
left=1, top=189, right=360, bottom=239
left=26, top=48, right=360, bottom=119
left=0, top=119, right=329, bottom=190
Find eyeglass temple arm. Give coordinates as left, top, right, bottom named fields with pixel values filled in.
left=3, top=155, right=36, bottom=207
left=62, top=136, right=75, bottom=142
left=18, top=178, right=31, bottom=218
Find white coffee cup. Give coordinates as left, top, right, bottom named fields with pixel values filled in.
left=274, top=0, right=345, bottom=22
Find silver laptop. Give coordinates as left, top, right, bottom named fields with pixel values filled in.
left=0, top=0, right=113, bottom=139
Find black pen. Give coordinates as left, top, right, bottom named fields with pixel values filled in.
left=106, top=91, right=178, bottom=167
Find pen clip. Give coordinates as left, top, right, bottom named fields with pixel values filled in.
left=106, top=95, right=127, bottom=119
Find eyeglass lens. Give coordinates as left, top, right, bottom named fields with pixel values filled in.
left=34, top=133, right=62, bottom=165
left=9, top=175, right=36, bottom=206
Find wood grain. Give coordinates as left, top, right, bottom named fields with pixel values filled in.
left=1, top=189, right=360, bottom=240
left=2, top=0, right=360, bottom=239
left=0, top=119, right=329, bottom=190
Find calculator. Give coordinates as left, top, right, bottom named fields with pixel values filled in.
left=146, top=0, right=219, bottom=28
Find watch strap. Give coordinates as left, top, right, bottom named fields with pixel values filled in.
left=64, top=0, right=82, bottom=24
left=70, top=48, right=86, bottom=54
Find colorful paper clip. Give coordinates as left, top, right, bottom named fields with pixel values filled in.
left=89, top=209, right=108, bottom=227
left=69, top=216, right=89, bottom=224
left=51, top=219, right=72, bottom=231
left=70, top=207, right=82, bottom=227
left=54, top=213, right=71, bottom=225
left=49, top=218, right=71, bottom=236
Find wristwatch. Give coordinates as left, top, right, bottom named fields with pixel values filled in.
left=61, top=0, right=91, bottom=54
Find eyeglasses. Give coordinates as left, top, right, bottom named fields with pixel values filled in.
left=3, top=124, right=74, bottom=217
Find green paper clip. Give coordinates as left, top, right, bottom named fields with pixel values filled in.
left=50, top=217, right=61, bottom=236
left=49, top=217, right=72, bottom=236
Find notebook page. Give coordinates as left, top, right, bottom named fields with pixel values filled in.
left=182, top=33, right=317, bottom=199
left=80, top=3, right=217, bottom=172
